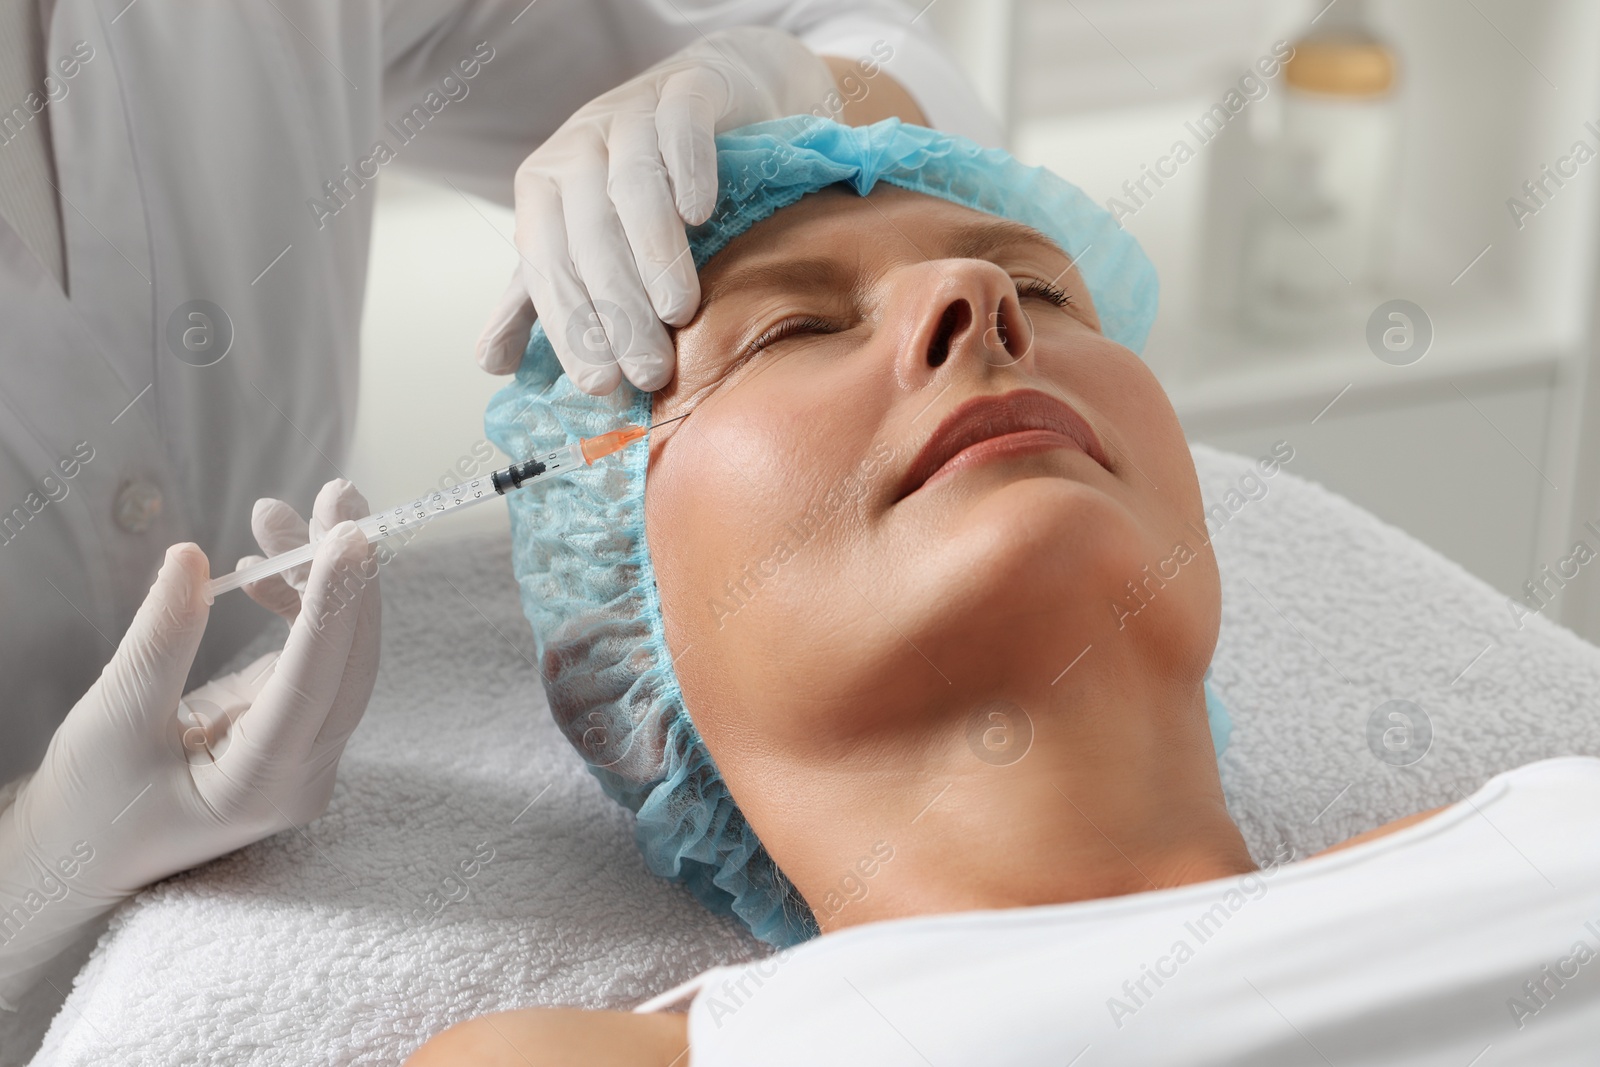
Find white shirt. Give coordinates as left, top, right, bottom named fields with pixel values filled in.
left=0, top=0, right=997, bottom=782
left=650, top=757, right=1600, bottom=1065
left=0, top=0, right=65, bottom=287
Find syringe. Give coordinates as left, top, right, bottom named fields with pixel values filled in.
left=204, top=414, right=685, bottom=599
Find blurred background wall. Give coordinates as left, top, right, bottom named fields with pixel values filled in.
left=348, top=0, right=1600, bottom=643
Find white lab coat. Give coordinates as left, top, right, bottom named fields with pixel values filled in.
left=0, top=0, right=995, bottom=782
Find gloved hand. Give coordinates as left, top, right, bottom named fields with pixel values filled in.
left=475, top=25, right=839, bottom=394
left=0, top=480, right=380, bottom=1008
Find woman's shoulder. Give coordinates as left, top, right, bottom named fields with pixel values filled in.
left=405, top=1006, right=687, bottom=1067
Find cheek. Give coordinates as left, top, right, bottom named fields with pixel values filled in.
left=645, top=369, right=892, bottom=747
left=1044, top=335, right=1199, bottom=524
left=1052, top=342, right=1220, bottom=656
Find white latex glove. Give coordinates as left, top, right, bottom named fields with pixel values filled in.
left=476, top=25, right=839, bottom=394
left=0, top=480, right=379, bottom=1008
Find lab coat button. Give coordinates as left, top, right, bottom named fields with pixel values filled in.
left=114, top=480, right=163, bottom=533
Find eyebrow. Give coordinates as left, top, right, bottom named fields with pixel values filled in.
left=696, top=217, right=1072, bottom=317
left=698, top=257, right=854, bottom=314
left=942, top=217, right=1070, bottom=266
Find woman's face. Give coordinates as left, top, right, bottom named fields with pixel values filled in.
left=646, top=184, right=1218, bottom=804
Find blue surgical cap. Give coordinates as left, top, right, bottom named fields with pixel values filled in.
left=485, top=116, right=1231, bottom=948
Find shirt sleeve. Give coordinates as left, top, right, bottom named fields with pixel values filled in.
left=374, top=0, right=999, bottom=205
left=790, top=4, right=1003, bottom=148
left=0, top=769, right=37, bottom=1011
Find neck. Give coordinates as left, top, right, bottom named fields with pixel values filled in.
left=776, top=673, right=1257, bottom=935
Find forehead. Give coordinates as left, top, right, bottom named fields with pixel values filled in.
left=695, top=185, right=1075, bottom=304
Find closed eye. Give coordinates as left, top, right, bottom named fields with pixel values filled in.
left=739, top=315, right=839, bottom=360
left=1015, top=278, right=1072, bottom=308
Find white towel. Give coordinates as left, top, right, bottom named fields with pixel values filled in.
left=12, top=443, right=1600, bottom=1066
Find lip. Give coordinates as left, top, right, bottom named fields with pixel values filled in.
left=896, top=389, right=1110, bottom=501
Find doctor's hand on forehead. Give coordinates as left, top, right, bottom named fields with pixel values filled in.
left=473, top=26, right=843, bottom=395
left=0, top=480, right=379, bottom=1008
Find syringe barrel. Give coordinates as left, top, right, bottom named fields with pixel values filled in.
left=203, top=441, right=594, bottom=600
left=203, top=480, right=497, bottom=599
left=366, top=476, right=500, bottom=542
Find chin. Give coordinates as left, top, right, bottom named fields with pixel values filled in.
left=956, top=473, right=1139, bottom=568
left=893, top=476, right=1156, bottom=661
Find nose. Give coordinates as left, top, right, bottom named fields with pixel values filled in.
left=888, top=259, right=1035, bottom=384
